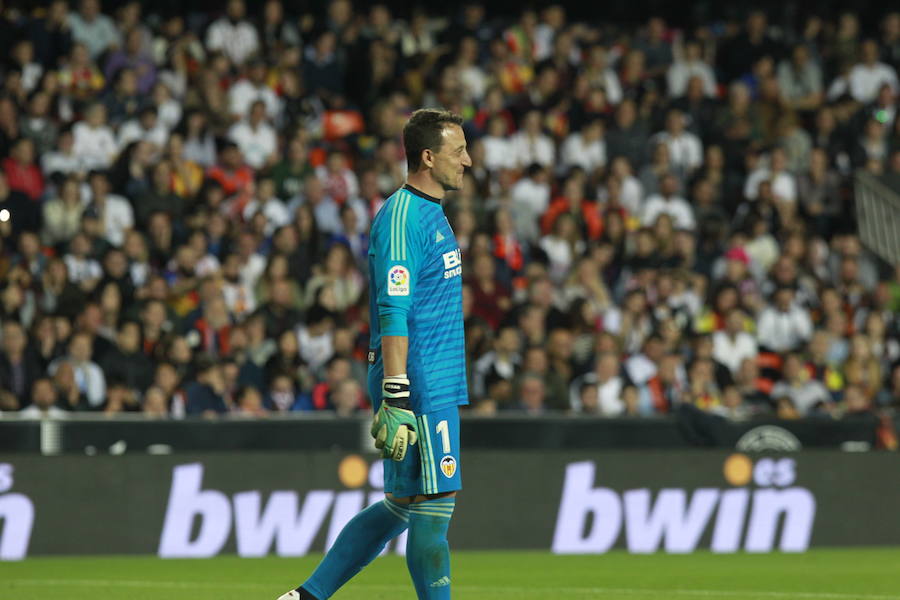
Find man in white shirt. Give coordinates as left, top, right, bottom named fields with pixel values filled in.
left=72, top=103, right=118, bottom=170
left=848, top=39, right=899, bottom=103
left=117, top=106, right=169, bottom=151
left=510, top=164, right=551, bottom=244
left=650, top=109, right=703, bottom=175
left=510, top=109, right=555, bottom=169
left=712, top=309, right=758, bottom=374
left=19, top=378, right=68, bottom=419
left=560, top=118, right=606, bottom=174
left=756, top=287, right=812, bottom=353
left=205, top=0, right=260, bottom=67
left=667, top=40, right=717, bottom=98
left=641, top=173, right=696, bottom=230
left=228, top=101, right=277, bottom=170
left=86, top=171, right=134, bottom=247
left=594, top=352, right=626, bottom=416
left=481, top=115, right=515, bottom=172
left=228, top=58, right=282, bottom=121
left=743, top=147, right=797, bottom=204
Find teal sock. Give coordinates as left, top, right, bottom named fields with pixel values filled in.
left=301, top=497, right=409, bottom=599
left=406, top=497, right=455, bottom=599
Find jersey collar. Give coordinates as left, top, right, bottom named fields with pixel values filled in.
left=403, top=183, right=443, bottom=205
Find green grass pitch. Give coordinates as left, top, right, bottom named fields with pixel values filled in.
left=2, top=549, right=900, bottom=599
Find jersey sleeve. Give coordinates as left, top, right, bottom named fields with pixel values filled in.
left=372, top=193, right=424, bottom=337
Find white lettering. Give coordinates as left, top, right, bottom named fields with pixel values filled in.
left=710, top=489, right=749, bottom=553
left=233, top=490, right=334, bottom=557
left=158, top=464, right=231, bottom=558
left=552, top=462, right=622, bottom=554
left=745, top=488, right=816, bottom=552
left=0, top=494, right=33, bottom=560
left=624, top=488, right=719, bottom=553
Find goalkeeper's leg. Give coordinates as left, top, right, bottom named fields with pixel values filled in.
left=406, top=492, right=456, bottom=600
left=283, top=496, right=409, bottom=600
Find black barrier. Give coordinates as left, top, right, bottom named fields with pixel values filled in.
left=0, top=450, right=898, bottom=559
left=0, top=422, right=41, bottom=453
left=0, top=411, right=881, bottom=454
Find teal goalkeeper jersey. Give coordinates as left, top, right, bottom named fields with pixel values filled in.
left=367, top=184, right=469, bottom=414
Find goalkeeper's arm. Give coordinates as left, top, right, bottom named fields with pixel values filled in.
left=371, top=335, right=417, bottom=461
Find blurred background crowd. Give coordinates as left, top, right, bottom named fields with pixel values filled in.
left=1, top=0, right=900, bottom=423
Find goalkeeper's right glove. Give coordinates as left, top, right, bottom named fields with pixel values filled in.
left=371, top=375, right=418, bottom=461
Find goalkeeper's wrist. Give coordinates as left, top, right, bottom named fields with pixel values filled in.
left=382, top=375, right=411, bottom=410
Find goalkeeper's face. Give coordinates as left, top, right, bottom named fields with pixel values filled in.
left=431, top=125, right=472, bottom=192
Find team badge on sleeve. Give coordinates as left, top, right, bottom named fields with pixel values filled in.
left=387, top=265, right=410, bottom=296
left=440, top=455, right=457, bottom=478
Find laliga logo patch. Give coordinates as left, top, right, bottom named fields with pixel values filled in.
left=440, top=455, right=457, bottom=478
left=387, top=265, right=410, bottom=296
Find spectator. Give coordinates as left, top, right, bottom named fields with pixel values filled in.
left=0, top=321, right=41, bottom=408
left=848, top=39, right=899, bottom=103
left=771, top=353, right=832, bottom=416
left=69, top=0, right=121, bottom=60
left=2, top=138, right=44, bottom=202
left=105, top=26, right=156, bottom=94
left=205, top=0, right=260, bottom=67
left=72, top=103, right=118, bottom=170
left=228, top=58, right=282, bottom=122
left=667, top=39, right=716, bottom=98
left=712, top=309, right=759, bottom=374
left=19, top=378, right=67, bottom=419
left=48, top=332, right=106, bottom=408
left=510, top=110, right=555, bottom=169
left=228, top=100, right=277, bottom=170
left=184, top=354, right=227, bottom=416
left=641, top=173, right=696, bottom=231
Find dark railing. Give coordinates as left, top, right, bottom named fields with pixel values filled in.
left=0, top=406, right=883, bottom=454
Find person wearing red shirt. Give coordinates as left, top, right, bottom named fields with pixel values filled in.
left=540, top=174, right=603, bottom=241
left=206, top=141, right=254, bottom=197
left=2, top=137, right=44, bottom=201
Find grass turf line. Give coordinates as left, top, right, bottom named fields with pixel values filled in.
left=1, top=548, right=899, bottom=600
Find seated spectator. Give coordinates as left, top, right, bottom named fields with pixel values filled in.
left=848, top=38, right=899, bottom=103
left=712, top=309, right=759, bottom=374
left=641, top=173, right=696, bottom=231
left=771, top=353, right=832, bottom=416
left=184, top=354, right=228, bottom=416
left=0, top=321, right=41, bottom=408
left=86, top=171, right=134, bottom=247
left=650, top=109, right=703, bottom=176
left=473, top=324, right=521, bottom=399
left=315, top=151, right=360, bottom=206
left=667, top=39, right=717, bottom=98
left=118, top=106, right=168, bottom=151
left=757, top=286, right=813, bottom=353
left=105, top=26, right=156, bottom=95
left=2, top=137, right=43, bottom=201
left=516, top=372, right=547, bottom=415
left=481, top=115, right=515, bottom=172
left=142, top=386, right=170, bottom=418
left=48, top=332, right=106, bottom=408
left=510, top=110, right=555, bottom=169
left=69, top=0, right=121, bottom=60
left=205, top=0, right=260, bottom=67
left=332, top=379, right=365, bottom=417
left=266, top=372, right=308, bottom=412
left=510, top=164, right=551, bottom=244
left=72, top=103, right=118, bottom=170
left=99, top=320, right=153, bottom=393
left=228, top=100, right=278, bottom=170
left=560, top=119, right=607, bottom=175
left=19, top=378, right=67, bottom=419
left=296, top=305, right=335, bottom=373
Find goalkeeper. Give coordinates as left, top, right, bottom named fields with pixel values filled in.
left=279, top=109, right=471, bottom=600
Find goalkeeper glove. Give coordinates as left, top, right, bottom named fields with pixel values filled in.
left=371, top=375, right=417, bottom=461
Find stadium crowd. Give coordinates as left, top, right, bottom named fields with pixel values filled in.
left=1, top=0, right=900, bottom=426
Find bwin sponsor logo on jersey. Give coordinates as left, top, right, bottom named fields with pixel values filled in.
left=442, top=248, right=462, bottom=279
left=552, top=454, right=816, bottom=554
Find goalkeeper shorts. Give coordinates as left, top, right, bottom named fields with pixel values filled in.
left=383, top=404, right=461, bottom=498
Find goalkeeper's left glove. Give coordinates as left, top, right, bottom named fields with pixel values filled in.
left=371, top=375, right=417, bottom=461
